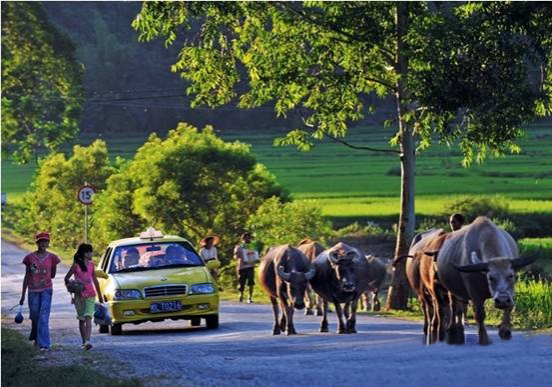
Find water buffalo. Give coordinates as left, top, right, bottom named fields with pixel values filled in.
left=405, top=228, right=443, bottom=336
left=436, top=217, right=536, bottom=345
left=297, top=239, right=325, bottom=316
left=310, top=242, right=371, bottom=334
left=418, top=231, right=450, bottom=343
left=258, top=245, right=316, bottom=335
left=359, top=255, right=390, bottom=312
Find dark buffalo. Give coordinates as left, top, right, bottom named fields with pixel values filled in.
left=310, top=242, right=371, bottom=334
left=259, top=245, right=316, bottom=335
left=359, top=255, right=390, bottom=312
left=297, top=238, right=325, bottom=316
left=437, top=217, right=536, bottom=345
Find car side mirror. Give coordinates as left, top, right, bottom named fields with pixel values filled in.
left=206, top=260, right=221, bottom=270
left=95, top=269, right=108, bottom=279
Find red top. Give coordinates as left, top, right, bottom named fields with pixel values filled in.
left=74, top=261, right=96, bottom=298
left=22, top=252, right=61, bottom=292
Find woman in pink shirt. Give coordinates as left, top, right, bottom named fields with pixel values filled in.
left=19, top=232, right=61, bottom=350
left=64, top=243, right=103, bottom=350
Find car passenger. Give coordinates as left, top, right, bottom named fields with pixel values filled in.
left=140, top=252, right=166, bottom=268
left=165, top=245, right=187, bottom=264
left=122, top=247, right=140, bottom=269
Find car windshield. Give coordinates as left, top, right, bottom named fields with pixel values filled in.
left=110, top=242, right=202, bottom=273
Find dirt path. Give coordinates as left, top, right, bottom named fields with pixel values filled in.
left=2, top=240, right=551, bottom=387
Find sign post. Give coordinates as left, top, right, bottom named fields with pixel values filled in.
left=77, top=183, right=96, bottom=243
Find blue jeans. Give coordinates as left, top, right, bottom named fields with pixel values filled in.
left=28, top=288, right=53, bottom=349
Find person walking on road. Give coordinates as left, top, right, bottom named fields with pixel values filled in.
left=64, top=243, right=104, bottom=350
left=234, top=232, right=260, bottom=303
left=19, top=231, right=61, bottom=351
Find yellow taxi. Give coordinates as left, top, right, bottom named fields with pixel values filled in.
left=95, top=227, right=221, bottom=335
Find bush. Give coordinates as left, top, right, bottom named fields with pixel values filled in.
left=15, top=140, right=115, bottom=249
left=246, top=197, right=333, bottom=249
left=443, top=195, right=510, bottom=223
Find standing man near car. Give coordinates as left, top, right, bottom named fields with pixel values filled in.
left=234, top=232, right=259, bottom=303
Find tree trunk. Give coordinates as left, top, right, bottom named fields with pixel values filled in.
left=386, top=2, right=415, bottom=311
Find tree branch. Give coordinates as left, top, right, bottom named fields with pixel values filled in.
left=274, top=2, right=395, bottom=67
left=323, top=132, right=401, bottom=154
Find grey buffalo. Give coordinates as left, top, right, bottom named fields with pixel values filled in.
left=437, top=217, right=536, bottom=345
left=310, top=242, right=371, bottom=334
left=259, top=245, right=316, bottom=335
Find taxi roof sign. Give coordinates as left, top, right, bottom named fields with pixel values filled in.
left=139, top=227, right=164, bottom=240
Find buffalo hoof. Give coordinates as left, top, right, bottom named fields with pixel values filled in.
left=499, top=328, right=512, bottom=340
left=346, top=328, right=357, bottom=334
left=337, top=328, right=346, bottom=334
left=286, top=328, right=297, bottom=336
left=315, top=310, right=323, bottom=316
left=320, top=325, right=329, bottom=333
left=478, top=335, right=492, bottom=346
left=304, top=309, right=314, bottom=316
left=272, top=329, right=281, bottom=335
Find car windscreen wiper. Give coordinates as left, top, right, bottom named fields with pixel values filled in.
left=114, top=266, right=151, bottom=273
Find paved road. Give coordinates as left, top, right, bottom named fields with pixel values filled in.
left=2, top=240, right=551, bottom=387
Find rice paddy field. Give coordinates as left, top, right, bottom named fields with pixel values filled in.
left=3, top=123, right=552, bottom=222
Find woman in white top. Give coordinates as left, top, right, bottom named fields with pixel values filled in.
left=199, top=236, right=221, bottom=289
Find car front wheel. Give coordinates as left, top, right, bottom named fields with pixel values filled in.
left=190, top=318, right=201, bottom=327
left=206, top=315, right=219, bottom=329
left=110, top=323, right=123, bottom=335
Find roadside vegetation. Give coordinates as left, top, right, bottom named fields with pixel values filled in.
left=1, top=327, right=141, bottom=387
left=2, top=123, right=551, bottom=328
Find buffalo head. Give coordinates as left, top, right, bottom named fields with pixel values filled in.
left=327, top=243, right=362, bottom=293
left=454, top=252, right=537, bottom=309
left=277, top=265, right=316, bottom=310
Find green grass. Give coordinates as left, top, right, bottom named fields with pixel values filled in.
left=2, top=124, right=552, bottom=219
left=1, top=327, right=141, bottom=387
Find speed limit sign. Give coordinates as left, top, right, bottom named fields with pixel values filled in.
left=77, top=184, right=96, bottom=205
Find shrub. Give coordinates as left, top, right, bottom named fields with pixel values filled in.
left=246, top=197, right=333, bottom=249
left=17, top=140, right=115, bottom=249
left=443, top=195, right=510, bottom=223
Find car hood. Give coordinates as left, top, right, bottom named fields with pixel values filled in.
left=110, top=267, right=209, bottom=289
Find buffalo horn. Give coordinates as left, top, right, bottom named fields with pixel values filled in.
left=392, top=255, right=413, bottom=267
left=304, top=266, right=316, bottom=280
left=511, top=249, right=540, bottom=269
left=454, top=262, right=489, bottom=273
left=328, top=252, right=339, bottom=264
left=277, top=265, right=291, bottom=282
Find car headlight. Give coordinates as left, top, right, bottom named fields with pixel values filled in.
left=190, top=283, right=215, bottom=294
left=113, top=289, right=142, bottom=300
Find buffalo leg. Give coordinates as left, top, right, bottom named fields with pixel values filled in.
left=304, top=284, right=315, bottom=316
left=333, top=301, right=346, bottom=334
left=270, top=297, right=281, bottom=335
left=319, top=300, right=329, bottom=332
left=280, top=300, right=297, bottom=335
left=473, top=300, right=491, bottom=345
left=372, top=290, right=381, bottom=312
left=346, top=299, right=358, bottom=333
left=498, top=307, right=513, bottom=340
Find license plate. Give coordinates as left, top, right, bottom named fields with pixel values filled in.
left=150, top=301, right=182, bottom=313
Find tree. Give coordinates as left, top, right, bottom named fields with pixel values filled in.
left=1, top=2, right=84, bottom=164
left=93, top=123, right=289, bottom=260
left=22, top=140, right=115, bottom=249
left=133, top=2, right=551, bottom=309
